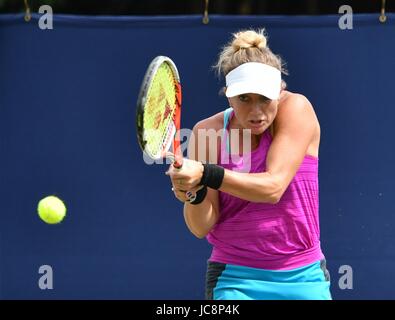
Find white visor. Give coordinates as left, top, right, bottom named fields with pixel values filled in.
left=225, top=62, right=282, bottom=100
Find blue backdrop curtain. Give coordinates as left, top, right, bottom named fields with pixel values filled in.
left=0, top=13, right=394, bottom=299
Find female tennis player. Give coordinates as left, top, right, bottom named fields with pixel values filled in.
left=166, top=29, right=332, bottom=300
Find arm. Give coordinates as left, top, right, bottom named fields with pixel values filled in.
left=181, top=121, right=221, bottom=239
left=220, top=94, right=318, bottom=203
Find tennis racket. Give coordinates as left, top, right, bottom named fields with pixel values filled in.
left=136, top=56, right=195, bottom=201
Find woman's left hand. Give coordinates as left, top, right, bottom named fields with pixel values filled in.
left=165, top=158, right=204, bottom=191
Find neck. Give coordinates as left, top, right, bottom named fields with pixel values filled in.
left=229, top=116, right=262, bottom=150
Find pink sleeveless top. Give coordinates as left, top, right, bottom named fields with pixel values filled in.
left=206, top=109, right=324, bottom=270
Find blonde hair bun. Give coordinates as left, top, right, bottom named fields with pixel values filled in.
left=213, top=28, right=287, bottom=80
left=232, top=30, right=267, bottom=51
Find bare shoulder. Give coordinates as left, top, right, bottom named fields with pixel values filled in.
left=274, top=91, right=320, bottom=156
left=276, top=91, right=318, bottom=124
left=279, top=91, right=314, bottom=112
left=193, top=111, right=224, bottom=132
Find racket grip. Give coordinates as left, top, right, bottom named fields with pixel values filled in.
left=166, top=152, right=193, bottom=199
left=172, top=160, right=196, bottom=201
left=173, top=152, right=183, bottom=168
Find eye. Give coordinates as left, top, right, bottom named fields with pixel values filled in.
left=260, top=95, right=271, bottom=103
left=238, top=94, right=249, bottom=102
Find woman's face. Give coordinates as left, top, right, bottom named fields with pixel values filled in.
left=228, top=93, right=278, bottom=135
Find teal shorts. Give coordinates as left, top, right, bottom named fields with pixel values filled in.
left=205, top=260, right=332, bottom=300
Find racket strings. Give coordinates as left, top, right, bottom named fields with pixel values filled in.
left=143, top=63, right=177, bottom=158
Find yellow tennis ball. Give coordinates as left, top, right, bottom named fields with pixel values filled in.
left=37, top=196, right=66, bottom=224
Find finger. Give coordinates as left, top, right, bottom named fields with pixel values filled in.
left=172, top=178, right=186, bottom=190
left=166, top=167, right=183, bottom=179
left=165, top=164, right=177, bottom=176
left=172, top=185, right=188, bottom=197
left=188, top=185, right=205, bottom=193
left=172, top=186, right=187, bottom=193
left=165, top=166, right=172, bottom=176
left=174, top=190, right=189, bottom=202
left=181, top=180, right=199, bottom=191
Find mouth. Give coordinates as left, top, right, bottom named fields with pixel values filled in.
left=248, top=119, right=265, bottom=128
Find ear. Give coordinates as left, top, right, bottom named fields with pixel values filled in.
left=227, top=97, right=232, bottom=107
left=224, top=87, right=233, bottom=107
left=224, top=87, right=229, bottom=99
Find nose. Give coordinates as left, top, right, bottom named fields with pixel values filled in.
left=250, top=101, right=267, bottom=116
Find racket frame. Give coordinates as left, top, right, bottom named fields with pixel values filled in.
left=136, top=56, right=183, bottom=167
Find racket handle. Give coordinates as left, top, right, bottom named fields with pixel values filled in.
left=166, top=152, right=195, bottom=201
left=173, top=162, right=182, bottom=168
left=173, top=154, right=183, bottom=169
left=165, top=152, right=183, bottom=168
left=172, top=155, right=196, bottom=199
